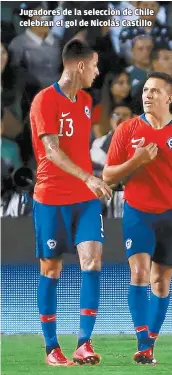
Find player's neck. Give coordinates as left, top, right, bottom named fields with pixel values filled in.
left=145, top=113, right=172, bottom=129
left=58, top=71, right=82, bottom=102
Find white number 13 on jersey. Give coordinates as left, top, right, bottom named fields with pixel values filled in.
left=59, top=118, right=74, bottom=137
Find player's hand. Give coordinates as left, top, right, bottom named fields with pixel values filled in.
left=86, top=175, right=112, bottom=200
left=133, top=140, right=158, bottom=166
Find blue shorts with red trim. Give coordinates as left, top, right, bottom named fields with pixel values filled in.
left=122, top=202, right=172, bottom=266
left=33, top=199, right=104, bottom=258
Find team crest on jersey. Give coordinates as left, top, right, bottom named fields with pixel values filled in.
left=85, top=106, right=91, bottom=119
left=167, top=137, right=172, bottom=149
left=47, top=239, right=57, bottom=249
left=126, top=239, right=132, bottom=249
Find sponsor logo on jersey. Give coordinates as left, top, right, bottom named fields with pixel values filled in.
left=47, top=239, right=57, bottom=249
left=85, top=106, right=91, bottom=119
left=61, top=112, right=70, bottom=117
left=126, top=238, right=132, bottom=249
left=131, top=137, right=145, bottom=148
left=167, top=137, right=172, bottom=149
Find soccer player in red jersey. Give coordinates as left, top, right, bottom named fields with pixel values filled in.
left=103, top=72, right=172, bottom=365
left=30, top=39, right=112, bottom=366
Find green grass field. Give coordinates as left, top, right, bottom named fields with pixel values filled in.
left=2, top=335, right=172, bottom=375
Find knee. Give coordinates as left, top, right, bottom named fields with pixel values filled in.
left=130, top=265, right=150, bottom=285
left=151, top=274, right=170, bottom=297
left=40, top=259, right=62, bottom=278
left=78, top=242, right=102, bottom=271
left=80, top=257, right=102, bottom=271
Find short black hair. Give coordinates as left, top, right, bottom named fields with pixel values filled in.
left=62, top=39, right=94, bottom=62
left=147, top=71, right=172, bottom=86
left=147, top=72, right=172, bottom=113
left=150, top=45, right=171, bottom=62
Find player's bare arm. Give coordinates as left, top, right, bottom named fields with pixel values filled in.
left=103, top=141, right=158, bottom=185
left=42, top=134, right=112, bottom=200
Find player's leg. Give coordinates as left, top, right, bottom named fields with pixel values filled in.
left=128, top=253, right=151, bottom=349
left=73, top=199, right=103, bottom=364
left=128, top=257, right=159, bottom=365
left=33, top=200, right=74, bottom=366
left=38, top=258, right=68, bottom=365
left=149, top=219, right=172, bottom=346
left=74, top=241, right=102, bottom=364
left=149, top=262, right=172, bottom=347
left=122, top=202, right=156, bottom=364
left=149, top=219, right=172, bottom=348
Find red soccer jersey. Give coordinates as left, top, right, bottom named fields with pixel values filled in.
left=92, top=103, right=102, bottom=124
left=106, top=114, right=172, bottom=213
left=30, top=83, right=96, bottom=205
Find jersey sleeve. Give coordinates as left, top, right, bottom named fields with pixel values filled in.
left=106, top=121, right=129, bottom=166
left=30, top=90, right=59, bottom=137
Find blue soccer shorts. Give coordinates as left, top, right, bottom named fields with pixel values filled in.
left=122, top=201, right=172, bottom=266
left=33, top=199, right=104, bottom=258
